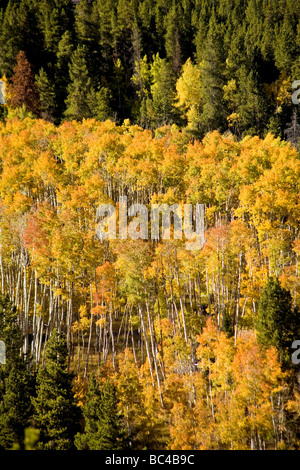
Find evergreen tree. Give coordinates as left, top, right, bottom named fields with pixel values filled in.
left=0, top=295, right=22, bottom=365
left=0, top=367, right=34, bottom=450
left=164, top=2, right=182, bottom=76
left=96, top=0, right=115, bottom=75
left=55, top=30, right=74, bottom=117
left=0, top=0, right=42, bottom=77
left=274, top=9, right=297, bottom=73
left=64, top=45, right=95, bottom=121
left=91, top=87, right=113, bottom=121
left=197, top=8, right=227, bottom=134
left=75, top=0, right=98, bottom=46
left=75, top=374, right=127, bottom=450
left=0, top=295, right=33, bottom=450
left=110, top=57, right=133, bottom=123
left=193, top=0, right=211, bottom=64
left=74, top=0, right=101, bottom=81
left=256, top=277, right=300, bottom=368
left=145, top=53, right=179, bottom=128
left=32, top=329, right=81, bottom=450
left=34, top=0, right=74, bottom=57
left=35, top=67, right=56, bottom=122
left=8, top=50, right=39, bottom=116
left=234, top=65, right=270, bottom=137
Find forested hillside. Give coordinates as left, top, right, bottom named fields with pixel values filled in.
left=1, top=0, right=300, bottom=452
left=1, top=0, right=300, bottom=138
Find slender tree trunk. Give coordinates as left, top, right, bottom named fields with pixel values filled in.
left=234, top=252, right=242, bottom=345
left=139, top=304, right=154, bottom=386
left=175, top=252, right=188, bottom=342
left=146, top=301, right=164, bottom=407
left=110, top=306, right=116, bottom=370
left=0, top=249, right=4, bottom=295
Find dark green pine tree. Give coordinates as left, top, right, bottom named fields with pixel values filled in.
left=96, top=0, right=116, bottom=75
left=0, top=295, right=23, bottom=365
left=89, top=86, right=113, bottom=121
left=164, top=1, right=182, bottom=76
left=0, top=367, right=34, bottom=450
left=34, top=0, right=74, bottom=57
left=244, top=0, right=263, bottom=59
left=75, top=374, right=127, bottom=450
left=274, top=5, right=298, bottom=73
left=55, top=30, right=74, bottom=117
left=256, top=277, right=300, bottom=368
left=193, top=0, right=212, bottom=65
left=145, top=53, right=179, bottom=128
left=32, top=329, right=81, bottom=450
left=0, top=295, right=33, bottom=450
left=74, top=0, right=101, bottom=81
left=197, top=7, right=227, bottom=134
left=64, top=45, right=95, bottom=121
left=0, top=0, right=42, bottom=78
left=234, top=65, right=270, bottom=137
left=35, top=67, right=56, bottom=122
left=75, top=0, right=99, bottom=46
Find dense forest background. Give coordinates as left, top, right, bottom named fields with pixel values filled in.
left=1, top=0, right=300, bottom=137
left=1, top=0, right=300, bottom=452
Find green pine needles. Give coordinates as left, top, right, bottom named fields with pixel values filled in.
left=256, top=277, right=300, bottom=368
left=32, top=329, right=81, bottom=450
left=75, top=373, right=127, bottom=450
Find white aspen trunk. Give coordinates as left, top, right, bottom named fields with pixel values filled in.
left=146, top=301, right=164, bottom=407
left=234, top=252, right=242, bottom=346
left=130, top=311, right=138, bottom=364
left=174, top=252, right=188, bottom=343
left=109, top=307, right=115, bottom=370
left=23, top=263, right=28, bottom=357
left=37, top=317, right=44, bottom=365
left=139, top=304, right=154, bottom=386
left=84, top=312, right=93, bottom=377
left=206, top=268, right=211, bottom=315
left=0, top=249, right=4, bottom=295
left=31, top=270, right=38, bottom=362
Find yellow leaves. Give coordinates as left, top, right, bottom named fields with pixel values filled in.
left=223, top=79, right=237, bottom=104
left=33, top=150, right=62, bottom=187
left=286, top=391, right=300, bottom=415
left=175, top=58, right=202, bottom=130
left=72, top=316, right=90, bottom=333
left=0, top=116, right=300, bottom=450
left=227, top=112, right=240, bottom=127
left=53, top=288, right=70, bottom=301
left=73, top=375, right=89, bottom=409
left=169, top=402, right=198, bottom=450
left=237, top=133, right=300, bottom=226
left=292, top=239, right=300, bottom=256
left=72, top=305, right=91, bottom=332
left=264, top=72, right=291, bottom=112
left=79, top=305, right=87, bottom=317
left=10, top=191, right=32, bottom=214
left=167, top=319, right=289, bottom=449
left=96, top=316, right=106, bottom=327
left=175, top=58, right=202, bottom=109
left=232, top=333, right=286, bottom=412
